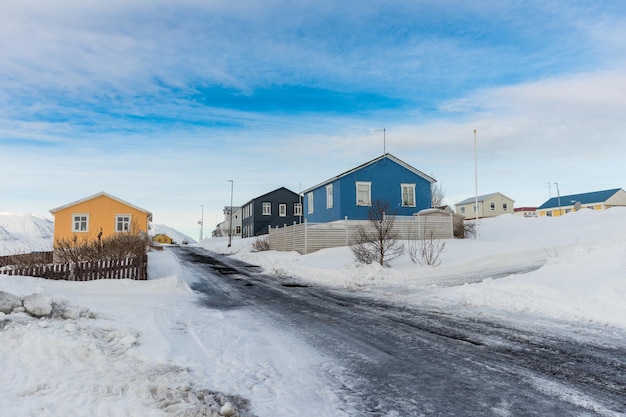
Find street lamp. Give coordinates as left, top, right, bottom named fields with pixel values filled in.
left=228, top=180, right=234, bottom=247
left=198, top=205, right=204, bottom=241
left=474, top=129, right=479, bottom=232
left=554, top=182, right=562, bottom=216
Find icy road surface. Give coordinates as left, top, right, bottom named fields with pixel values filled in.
left=174, top=246, right=626, bottom=417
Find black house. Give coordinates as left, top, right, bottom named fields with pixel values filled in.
left=241, top=187, right=302, bottom=237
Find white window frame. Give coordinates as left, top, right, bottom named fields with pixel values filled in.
left=294, top=202, right=302, bottom=216
left=490, top=202, right=496, bottom=211
left=262, top=202, right=271, bottom=216
left=503, top=203, right=509, bottom=211
left=115, top=214, right=132, bottom=233
left=307, top=192, right=314, bottom=214
left=356, top=182, right=371, bottom=206
left=72, top=214, right=89, bottom=232
left=401, top=183, right=416, bottom=207
left=279, top=203, right=287, bottom=217
left=460, top=206, right=465, bottom=214
left=326, top=184, right=333, bottom=209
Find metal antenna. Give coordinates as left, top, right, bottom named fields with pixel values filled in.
left=375, top=128, right=386, bottom=154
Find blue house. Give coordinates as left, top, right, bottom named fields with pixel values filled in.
left=302, top=153, right=436, bottom=223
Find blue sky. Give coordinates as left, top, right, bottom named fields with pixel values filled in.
left=2, top=0, right=626, bottom=239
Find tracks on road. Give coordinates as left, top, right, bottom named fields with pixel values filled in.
left=174, top=246, right=626, bottom=416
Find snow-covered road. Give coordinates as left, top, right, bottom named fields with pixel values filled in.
left=175, top=245, right=626, bottom=416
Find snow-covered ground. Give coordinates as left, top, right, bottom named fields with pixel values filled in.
left=1, top=208, right=625, bottom=416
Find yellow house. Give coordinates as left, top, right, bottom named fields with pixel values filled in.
left=536, top=188, right=626, bottom=217
left=152, top=234, right=174, bottom=245
left=50, top=192, right=152, bottom=244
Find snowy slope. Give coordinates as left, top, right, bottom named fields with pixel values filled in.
left=150, top=223, right=196, bottom=244
left=0, top=212, right=54, bottom=255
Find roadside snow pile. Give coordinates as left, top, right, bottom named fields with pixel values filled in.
left=0, top=289, right=255, bottom=417
left=0, top=290, right=93, bottom=319
left=200, top=208, right=626, bottom=329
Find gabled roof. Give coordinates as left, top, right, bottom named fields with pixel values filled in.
left=241, top=187, right=299, bottom=206
left=456, top=192, right=515, bottom=206
left=50, top=191, right=152, bottom=219
left=302, top=153, right=436, bottom=194
left=537, top=188, right=623, bottom=210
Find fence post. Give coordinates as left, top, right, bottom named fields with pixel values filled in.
left=345, top=216, right=349, bottom=246
left=304, top=219, right=308, bottom=255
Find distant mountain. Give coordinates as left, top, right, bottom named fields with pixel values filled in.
left=0, top=212, right=194, bottom=255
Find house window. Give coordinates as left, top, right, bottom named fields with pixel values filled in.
left=356, top=182, right=371, bottom=206
left=473, top=204, right=478, bottom=212
left=115, top=215, right=131, bottom=233
left=235, top=225, right=241, bottom=234
left=490, top=202, right=496, bottom=211
left=262, top=202, right=271, bottom=215
left=326, top=184, right=333, bottom=209
left=72, top=214, right=89, bottom=232
left=460, top=206, right=465, bottom=214
left=294, top=202, right=302, bottom=216
left=307, top=193, right=314, bottom=214
left=279, top=204, right=287, bottom=217
left=503, top=203, right=508, bottom=211
left=401, top=184, right=416, bottom=207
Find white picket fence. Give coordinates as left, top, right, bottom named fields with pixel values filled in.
left=268, top=210, right=454, bottom=254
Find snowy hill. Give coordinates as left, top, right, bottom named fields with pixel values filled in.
left=0, top=213, right=54, bottom=255
left=150, top=223, right=196, bottom=245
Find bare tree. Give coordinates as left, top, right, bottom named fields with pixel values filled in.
left=431, top=181, right=445, bottom=208
left=350, top=200, right=404, bottom=267
left=407, top=220, right=446, bottom=266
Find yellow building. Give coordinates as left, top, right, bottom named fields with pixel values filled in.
left=537, top=188, right=626, bottom=217
left=50, top=192, right=152, bottom=244
left=152, top=234, right=174, bottom=245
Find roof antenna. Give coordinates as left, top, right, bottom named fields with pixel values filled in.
left=375, top=128, right=386, bottom=154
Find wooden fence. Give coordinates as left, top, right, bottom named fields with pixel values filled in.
left=269, top=210, right=454, bottom=254
left=0, top=255, right=148, bottom=281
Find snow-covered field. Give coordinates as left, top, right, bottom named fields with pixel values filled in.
left=1, top=208, right=625, bottom=416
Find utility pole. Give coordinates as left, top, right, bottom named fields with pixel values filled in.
left=375, top=128, right=386, bottom=154
left=198, top=205, right=204, bottom=241
left=474, top=129, right=479, bottom=228
left=228, top=180, right=234, bottom=247
left=554, top=182, right=562, bottom=216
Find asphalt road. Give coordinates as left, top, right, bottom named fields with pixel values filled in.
left=172, top=246, right=626, bottom=416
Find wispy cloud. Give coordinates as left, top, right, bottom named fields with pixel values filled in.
left=2, top=0, right=626, bottom=236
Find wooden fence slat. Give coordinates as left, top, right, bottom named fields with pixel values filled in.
left=0, top=255, right=148, bottom=282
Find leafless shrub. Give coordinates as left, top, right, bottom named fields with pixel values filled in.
left=407, top=223, right=446, bottom=266
left=54, top=232, right=149, bottom=264
left=462, top=220, right=478, bottom=239
left=251, top=235, right=270, bottom=252
left=350, top=200, right=404, bottom=267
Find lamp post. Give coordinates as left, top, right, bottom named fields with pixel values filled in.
left=375, top=128, right=386, bottom=154
left=228, top=180, right=234, bottom=247
left=198, top=205, right=204, bottom=241
left=554, top=182, right=562, bottom=216
left=474, top=129, right=479, bottom=230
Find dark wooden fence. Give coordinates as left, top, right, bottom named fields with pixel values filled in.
left=0, top=255, right=148, bottom=281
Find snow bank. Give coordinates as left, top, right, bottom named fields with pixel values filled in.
left=199, top=208, right=626, bottom=329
